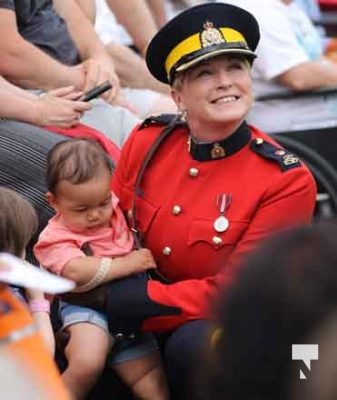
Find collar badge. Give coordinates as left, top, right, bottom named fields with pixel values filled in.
left=211, top=143, right=226, bottom=159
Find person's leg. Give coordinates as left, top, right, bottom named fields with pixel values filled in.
left=111, top=334, right=168, bottom=399
left=80, top=100, right=141, bottom=147
left=59, top=303, right=112, bottom=400
left=163, top=320, right=213, bottom=400
left=121, top=87, right=177, bottom=119
left=114, top=351, right=168, bottom=400
left=62, top=322, right=111, bottom=400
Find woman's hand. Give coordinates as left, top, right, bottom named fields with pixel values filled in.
left=32, top=86, right=91, bottom=128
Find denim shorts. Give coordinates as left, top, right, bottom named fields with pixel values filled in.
left=59, top=301, right=158, bottom=364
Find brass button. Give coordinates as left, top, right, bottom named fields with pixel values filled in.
left=163, top=246, right=172, bottom=256
left=212, top=236, right=223, bottom=245
left=115, top=333, right=124, bottom=340
left=172, top=205, right=182, bottom=215
left=189, top=167, right=199, bottom=177
left=256, top=138, right=264, bottom=145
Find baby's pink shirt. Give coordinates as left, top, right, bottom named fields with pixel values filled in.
left=34, top=194, right=134, bottom=275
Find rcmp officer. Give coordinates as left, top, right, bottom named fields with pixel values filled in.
left=99, top=3, right=317, bottom=398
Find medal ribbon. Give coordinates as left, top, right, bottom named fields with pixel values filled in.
left=216, top=193, right=232, bottom=216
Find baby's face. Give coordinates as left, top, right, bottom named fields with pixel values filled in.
left=52, top=169, right=113, bottom=232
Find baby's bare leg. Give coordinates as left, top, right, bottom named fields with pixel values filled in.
left=62, top=323, right=111, bottom=400
left=114, top=350, right=169, bottom=400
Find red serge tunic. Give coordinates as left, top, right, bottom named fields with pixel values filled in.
left=111, top=119, right=316, bottom=333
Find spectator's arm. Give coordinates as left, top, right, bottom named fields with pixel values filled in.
left=105, top=42, right=170, bottom=94
left=0, top=86, right=41, bottom=122
left=54, top=0, right=106, bottom=61
left=73, top=0, right=96, bottom=24
left=146, top=0, right=167, bottom=28
left=106, top=0, right=158, bottom=56
left=0, top=8, right=84, bottom=90
left=54, top=0, right=119, bottom=98
left=0, top=75, right=36, bottom=99
left=0, top=76, right=90, bottom=127
left=25, top=289, right=55, bottom=355
left=278, top=58, right=337, bottom=91
left=0, top=77, right=43, bottom=122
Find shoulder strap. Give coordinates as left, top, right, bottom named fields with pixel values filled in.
left=137, top=113, right=178, bottom=130
left=131, top=114, right=183, bottom=248
left=250, top=137, right=301, bottom=172
left=130, top=115, right=184, bottom=284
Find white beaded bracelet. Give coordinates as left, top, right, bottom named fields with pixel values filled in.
left=73, top=257, right=112, bottom=293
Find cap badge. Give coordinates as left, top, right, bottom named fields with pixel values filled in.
left=200, top=21, right=225, bottom=48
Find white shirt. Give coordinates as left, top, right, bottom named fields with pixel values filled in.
left=94, top=0, right=132, bottom=46
left=216, top=0, right=337, bottom=132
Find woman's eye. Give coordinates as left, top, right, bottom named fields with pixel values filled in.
left=228, top=62, right=244, bottom=70
left=195, top=68, right=212, bottom=78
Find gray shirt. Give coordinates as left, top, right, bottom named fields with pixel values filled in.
left=0, top=0, right=79, bottom=65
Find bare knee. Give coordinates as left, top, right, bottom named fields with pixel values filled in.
left=114, top=351, right=169, bottom=400
left=63, top=324, right=110, bottom=382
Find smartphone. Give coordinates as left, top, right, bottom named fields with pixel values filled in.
left=81, top=80, right=112, bottom=102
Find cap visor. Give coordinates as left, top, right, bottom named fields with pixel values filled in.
left=176, top=48, right=256, bottom=73
left=0, top=253, right=75, bottom=294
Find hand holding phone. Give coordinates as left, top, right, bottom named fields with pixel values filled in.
left=81, top=80, right=112, bottom=102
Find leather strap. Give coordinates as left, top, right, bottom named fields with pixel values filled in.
left=130, top=115, right=184, bottom=283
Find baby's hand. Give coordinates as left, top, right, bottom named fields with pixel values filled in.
left=124, top=248, right=157, bottom=274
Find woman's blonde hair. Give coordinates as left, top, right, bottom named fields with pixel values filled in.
left=172, top=54, right=251, bottom=91
left=0, top=187, right=38, bottom=257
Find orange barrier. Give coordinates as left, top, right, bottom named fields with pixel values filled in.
left=0, top=284, right=71, bottom=399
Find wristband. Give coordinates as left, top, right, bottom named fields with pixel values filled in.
left=28, top=299, right=50, bottom=314
left=74, top=257, right=112, bottom=293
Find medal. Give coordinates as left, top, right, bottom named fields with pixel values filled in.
left=213, top=215, right=229, bottom=232
left=213, top=194, right=232, bottom=233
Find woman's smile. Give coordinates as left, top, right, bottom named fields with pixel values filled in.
left=210, top=95, right=239, bottom=104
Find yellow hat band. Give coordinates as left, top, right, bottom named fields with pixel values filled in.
left=165, top=27, right=247, bottom=79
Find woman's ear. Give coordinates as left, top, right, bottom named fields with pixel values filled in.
left=46, top=192, right=58, bottom=212
left=171, top=88, right=185, bottom=113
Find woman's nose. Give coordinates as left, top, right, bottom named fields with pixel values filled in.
left=216, top=70, right=232, bottom=88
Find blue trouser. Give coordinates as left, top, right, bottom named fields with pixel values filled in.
left=161, top=320, right=212, bottom=399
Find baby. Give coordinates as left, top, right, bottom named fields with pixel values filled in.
left=34, top=139, right=168, bottom=400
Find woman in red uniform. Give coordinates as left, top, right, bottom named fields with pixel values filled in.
left=76, top=3, right=317, bottom=398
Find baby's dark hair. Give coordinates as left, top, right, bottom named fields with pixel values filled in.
left=0, top=187, right=38, bottom=257
left=46, top=138, right=114, bottom=195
